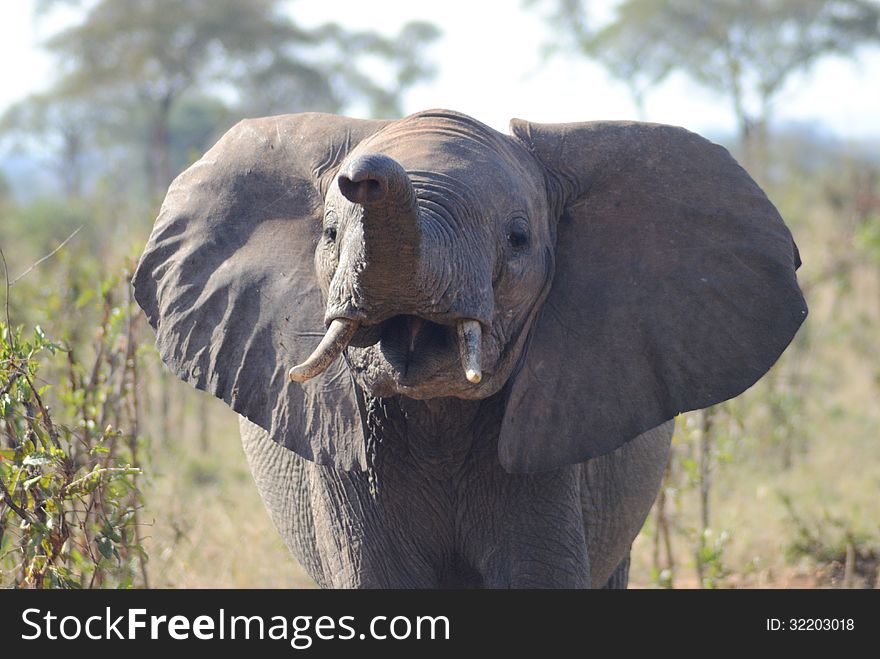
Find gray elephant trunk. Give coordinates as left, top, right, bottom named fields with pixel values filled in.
left=328, top=153, right=422, bottom=320
left=335, top=153, right=423, bottom=316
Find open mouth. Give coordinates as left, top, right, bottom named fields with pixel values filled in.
left=374, top=314, right=453, bottom=378
left=289, top=314, right=482, bottom=385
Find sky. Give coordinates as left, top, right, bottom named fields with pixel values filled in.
left=1, top=0, right=879, bottom=140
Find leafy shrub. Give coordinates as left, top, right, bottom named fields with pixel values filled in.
left=1, top=255, right=148, bottom=588
left=779, top=493, right=879, bottom=588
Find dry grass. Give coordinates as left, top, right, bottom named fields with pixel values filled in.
left=138, top=383, right=315, bottom=588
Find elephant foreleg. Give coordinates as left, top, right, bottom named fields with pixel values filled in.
left=602, top=552, right=630, bottom=589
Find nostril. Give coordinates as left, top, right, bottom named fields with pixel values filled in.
left=338, top=175, right=386, bottom=204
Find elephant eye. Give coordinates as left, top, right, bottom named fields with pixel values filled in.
left=506, top=226, right=529, bottom=250
left=323, top=226, right=337, bottom=242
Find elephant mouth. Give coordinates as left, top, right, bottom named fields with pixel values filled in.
left=344, top=314, right=458, bottom=384
left=371, top=314, right=455, bottom=380
left=290, top=312, right=484, bottom=389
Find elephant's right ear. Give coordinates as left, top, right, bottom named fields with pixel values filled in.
left=133, top=113, right=388, bottom=470
left=500, top=118, right=808, bottom=473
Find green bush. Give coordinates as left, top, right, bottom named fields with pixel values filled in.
left=1, top=257, right=148, bottom=588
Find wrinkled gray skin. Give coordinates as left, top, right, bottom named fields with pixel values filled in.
left=133, top=110, right=806, bottom=588
left=241, top=405, right=671, bottom=588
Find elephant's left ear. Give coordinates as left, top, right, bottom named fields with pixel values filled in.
left=500, top=118, right=807, bottom=473
left=133, top=113, right=388, bottom=471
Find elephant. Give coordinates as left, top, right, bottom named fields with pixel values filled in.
left=133, top=109, right=807, bottom=588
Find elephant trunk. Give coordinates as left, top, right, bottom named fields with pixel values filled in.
left=337, top=153, right=421, bottom=305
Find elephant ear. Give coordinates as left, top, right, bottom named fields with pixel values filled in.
left=500, top=119, right=807, bottom=473
left=133, top=113, right=388, bottom=471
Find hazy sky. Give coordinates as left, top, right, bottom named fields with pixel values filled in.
left=2, top=0, right=879, bottom=138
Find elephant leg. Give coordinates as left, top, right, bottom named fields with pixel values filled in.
left=581, top=420, right=673, bottom=587
left=461, top=458, right=592, bottom=588
left=306, top=463, right=446, bottom=588
left=242, top=416, right=441, bottom=588
left=602, top=552, right=631, bottom=589
left=492, top=532, right=592, bottom=589
left=239, top=416, right=327, bottom=586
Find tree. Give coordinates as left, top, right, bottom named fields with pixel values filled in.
left=0, top=94, right=102, bottom=199
left=534, top=0, right=880, bottom=164
left=29, top=0, right=439, bottom=195
left=167, top=95, right=234, bottom=176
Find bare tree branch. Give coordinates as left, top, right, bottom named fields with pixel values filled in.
left=9, top=226, right=82, bottom=286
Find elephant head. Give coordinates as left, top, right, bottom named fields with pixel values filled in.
left=133, top=109, right=807, bottom=472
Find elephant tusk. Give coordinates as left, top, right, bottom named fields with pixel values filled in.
left=457, top=319, right=482, bottom=384
left=289, top=318, right=360, bottom=383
